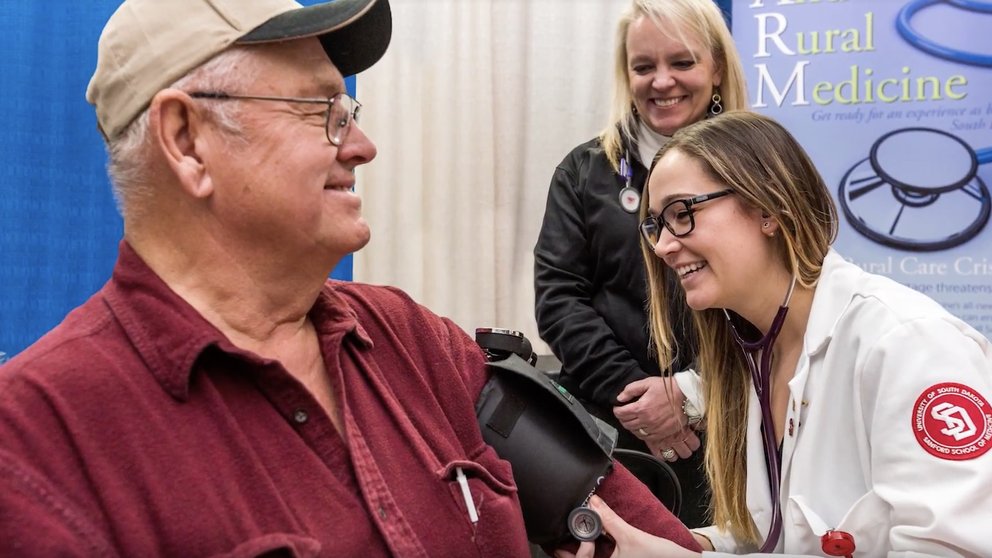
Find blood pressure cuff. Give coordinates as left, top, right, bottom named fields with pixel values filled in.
left=475, top=353, right=617, bottom=545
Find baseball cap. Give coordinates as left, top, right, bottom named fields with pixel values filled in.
left=86, top=0, right=392, bottom=141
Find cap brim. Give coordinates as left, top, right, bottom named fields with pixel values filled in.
left=237, top=0, right=391, bottom=77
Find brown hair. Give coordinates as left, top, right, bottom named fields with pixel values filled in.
left=640, top=111, right=838, bottom=543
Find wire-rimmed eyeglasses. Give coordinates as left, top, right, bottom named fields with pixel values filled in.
left=187, top=91, right=362, bottom=146
left=639, top=188, right=735, bottom=245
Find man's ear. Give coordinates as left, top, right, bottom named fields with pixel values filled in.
left=149, top=89, right=213, bottom=199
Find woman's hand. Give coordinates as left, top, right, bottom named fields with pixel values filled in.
left=646, top=429, right=700, bottom=462
left=614, top=377, right=697, bottom=461
left=555, top=496, right=702, bottom=558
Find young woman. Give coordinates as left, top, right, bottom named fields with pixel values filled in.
left=533, top=0, right=748, bottom=527
left=563, top=112, right=992, bottom=556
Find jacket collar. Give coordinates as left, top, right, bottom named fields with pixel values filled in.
left=803, top=248, right=862, bottom=357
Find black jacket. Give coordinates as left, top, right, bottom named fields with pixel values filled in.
left=534, top=136, right=706, bottom=526
left=535, top=136, right=695, bottom=405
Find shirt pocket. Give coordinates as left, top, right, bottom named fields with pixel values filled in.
left=211, top=533, right=321, bottom=558
left=788, top=493, right=887, bottom=557
left=438, top=446, right=530, bottom=557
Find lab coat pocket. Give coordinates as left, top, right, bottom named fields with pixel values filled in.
left=788, top=493, right=887, bottom=557
left=438, top=446, right=529, bottom=557
left=211, top=532, right=321, bottom=558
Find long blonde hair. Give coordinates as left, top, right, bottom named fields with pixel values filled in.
left=600, top=0, right=749, bottom=171
left=640, top=112, right=838, bottom=543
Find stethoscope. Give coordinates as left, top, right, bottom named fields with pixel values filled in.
left=897, top=0, right=992, bottom=67
left=618, top=152, right=641, bottom=214
left=838, top=127, right=991, bottom=250
left=725, top=277, right=857, bottom=557
left=724, top=277, right=795, bottom=553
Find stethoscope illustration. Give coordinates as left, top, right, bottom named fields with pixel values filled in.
left=725, top=278, right=857, bottom=558
left=839, top=1, right=992, bottom=250
left=838, top=127, right=991, bottom=251
left=897, top=0, right=992, bottom=67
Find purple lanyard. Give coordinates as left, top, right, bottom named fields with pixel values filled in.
left=724, top=278, right=795, bottom=553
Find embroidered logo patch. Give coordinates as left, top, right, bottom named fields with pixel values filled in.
left=913, top=382, right=992, bottom=460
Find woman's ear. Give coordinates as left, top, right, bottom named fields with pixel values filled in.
left=761, top=218, right=780, bottom=237
left=148, top=89, right=214, bottom=199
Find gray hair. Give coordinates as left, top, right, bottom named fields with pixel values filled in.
left=106, top=46, right=257, bottom=219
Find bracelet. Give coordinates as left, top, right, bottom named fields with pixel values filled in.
left=682, top=397, right=703, bottom=428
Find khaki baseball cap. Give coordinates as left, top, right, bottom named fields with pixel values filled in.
left=86, top=0, right=392, bottom=141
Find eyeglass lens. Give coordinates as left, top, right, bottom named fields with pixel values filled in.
left=640, top=199, right=693, bottom=244
left=328, top=94, right=359, bottom=145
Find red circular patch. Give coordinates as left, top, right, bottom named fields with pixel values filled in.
left=913, top=382, right=992, bottom=460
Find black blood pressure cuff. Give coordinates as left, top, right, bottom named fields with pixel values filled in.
left=475, top=353, right=617, bottom=545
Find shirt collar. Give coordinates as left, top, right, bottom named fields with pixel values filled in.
left=103, top=241, right=372, bottom=400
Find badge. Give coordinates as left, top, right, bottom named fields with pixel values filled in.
left=619, top=187, right=640, bottom=214
left=912, top=382, right=992, bottom=460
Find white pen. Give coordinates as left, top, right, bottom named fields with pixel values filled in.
left=455, top=467, right=479, bottom=524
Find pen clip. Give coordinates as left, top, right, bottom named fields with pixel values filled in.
left=455, top=467, right=479, bottom=524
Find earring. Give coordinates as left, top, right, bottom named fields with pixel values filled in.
left=708, top=89, right=723, bottom=116
left=762, top=222, right=770, bottom=228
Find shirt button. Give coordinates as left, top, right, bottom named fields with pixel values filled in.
left=378, top=506, right=387, bottom=519
left=293, top=409, right=309, bottom=424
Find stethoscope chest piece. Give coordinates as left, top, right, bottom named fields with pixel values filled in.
left=838, top=127, right=991, bottom=251
left=567, top=506, right=603, bottom=541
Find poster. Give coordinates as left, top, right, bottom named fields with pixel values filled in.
left=734, top=0, right=992, bottom=338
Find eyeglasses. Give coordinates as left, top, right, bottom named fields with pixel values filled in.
left=639, top=188, right=734, bottom=245
left=187, top=91, right=362, bottom=146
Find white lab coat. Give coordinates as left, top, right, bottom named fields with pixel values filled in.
left=689, top=249, right=992, bottom=557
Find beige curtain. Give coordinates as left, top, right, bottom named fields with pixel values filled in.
left=355, top=0, right=628, bottom=354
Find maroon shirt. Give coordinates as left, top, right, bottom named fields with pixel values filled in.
left=0, top=242, right=698, bottom=557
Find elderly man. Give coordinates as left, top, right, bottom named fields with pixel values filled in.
left=0, top=0, right=699, bottom=556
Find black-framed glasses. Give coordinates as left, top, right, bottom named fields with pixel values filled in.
left=639, top=188, right=734, bottom=245
left=187, top=91, right=361, bottom=146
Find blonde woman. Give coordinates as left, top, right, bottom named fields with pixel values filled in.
left=534, top=0, right=747, bottom=527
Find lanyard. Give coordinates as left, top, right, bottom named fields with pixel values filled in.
left=724, top=276, right=796, bottom=553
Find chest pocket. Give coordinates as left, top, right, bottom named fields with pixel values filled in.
left=788, top=493, right=887, bottom=557
left=438, top=446, right=530, bottom=558
left=212, top=533, right=321, bottom=558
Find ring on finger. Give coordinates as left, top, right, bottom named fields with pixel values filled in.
left=661, top=448, right=676, bottom=460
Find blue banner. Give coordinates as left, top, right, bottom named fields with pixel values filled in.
left=734, top=0, right=992, bottom=338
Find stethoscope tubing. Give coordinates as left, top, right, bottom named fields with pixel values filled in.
left=897, top=0, right=992, bottom=67
left=725, top=279, right=797, bottom=553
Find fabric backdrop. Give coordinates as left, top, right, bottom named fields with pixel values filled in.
left=357, top=0, right=631, bottom=353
